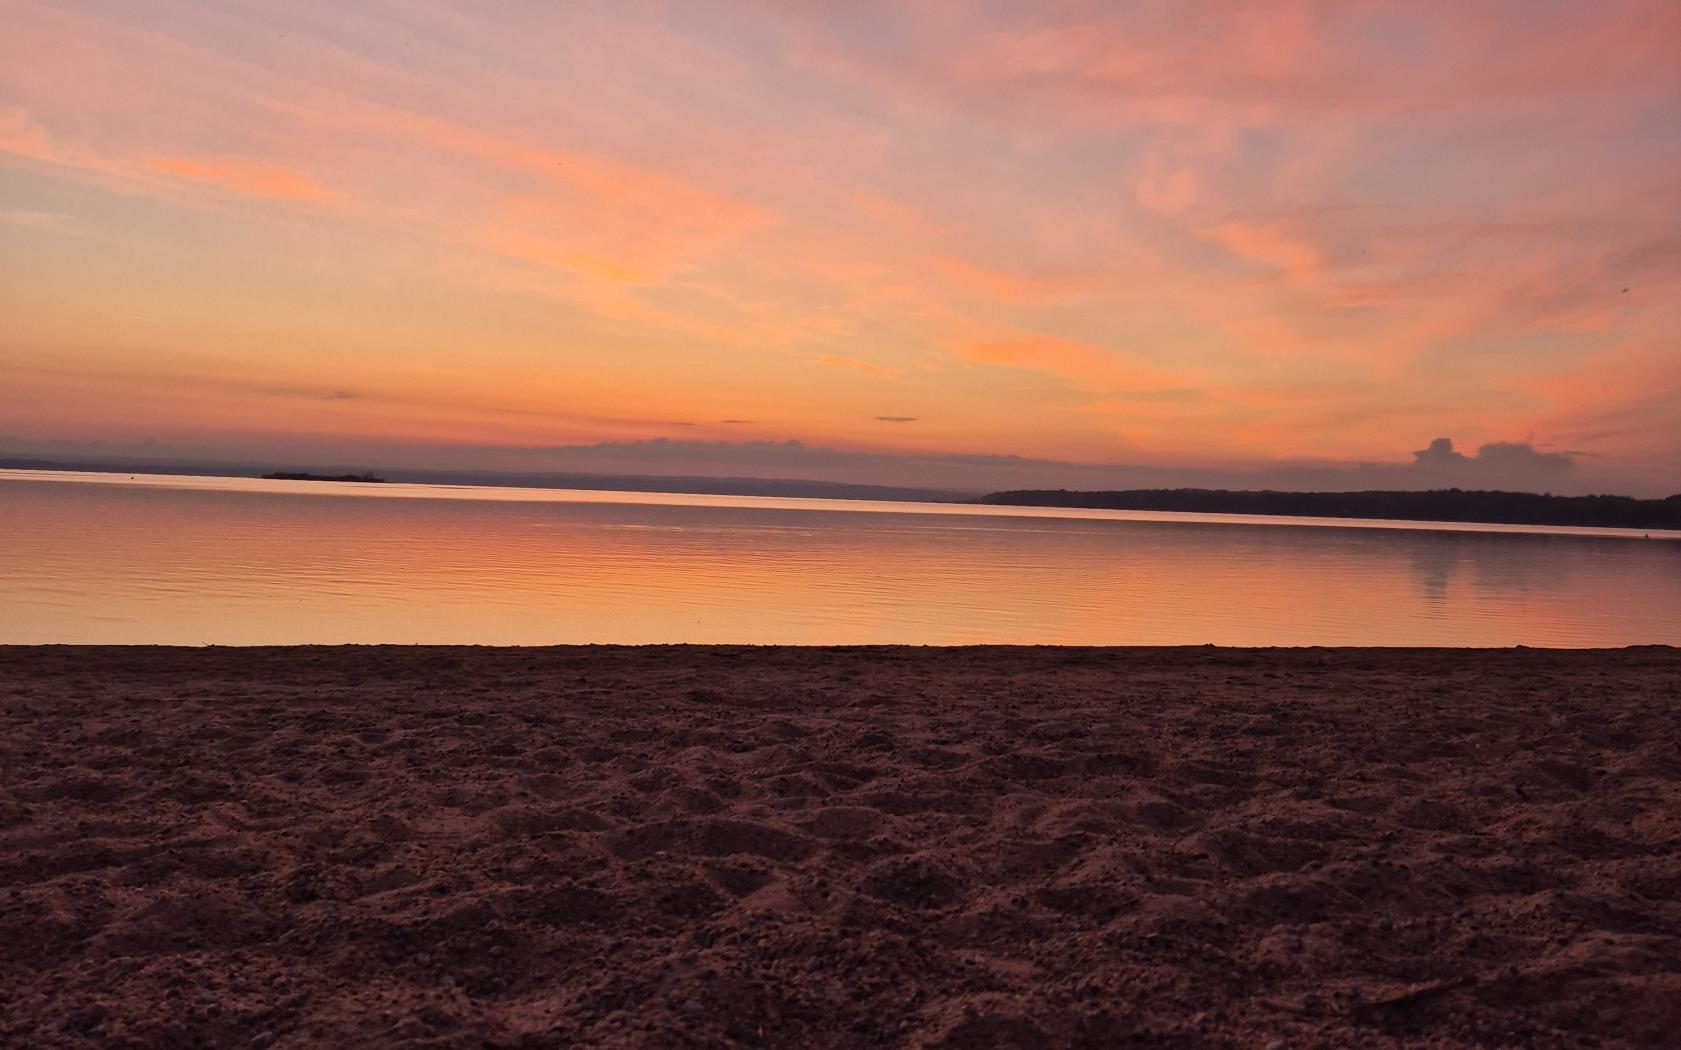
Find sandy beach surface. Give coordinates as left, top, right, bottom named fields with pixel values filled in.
left=1, top=646, right=1677, bottom=1048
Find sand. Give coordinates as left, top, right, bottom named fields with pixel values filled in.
left=1, top=646, right=1678, bottom=1048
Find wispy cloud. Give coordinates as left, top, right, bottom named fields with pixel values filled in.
left=820, top=355, right=897, bottom=379
left=0, top=208, right=79, bottom=232
left=146, top=156, right=340, bottom=204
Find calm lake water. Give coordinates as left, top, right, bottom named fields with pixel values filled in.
left=2, top=469, right=1678, bottom=647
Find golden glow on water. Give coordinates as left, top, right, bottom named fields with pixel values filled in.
left=2, top=471, right=1677, bottom=646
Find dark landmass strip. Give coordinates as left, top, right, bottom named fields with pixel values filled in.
left=979, top=487, right=1681, bottom=530
left=385, top=470, right=968, bottom=504
left=262, top=472, right=388, bottom=484
left=3, top=645, right=1678, bottom=1048
left=0, top=458, right=969, bottom=503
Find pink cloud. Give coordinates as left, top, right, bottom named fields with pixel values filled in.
left=146, top=155, right=339, bottom=204
left=1204, top=222, right=1322, bottom=279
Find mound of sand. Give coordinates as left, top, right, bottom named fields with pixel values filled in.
left=1, top=646, right=1678, bottom=1047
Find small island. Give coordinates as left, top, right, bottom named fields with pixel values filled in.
left=261, top=472, right=388, bottom=484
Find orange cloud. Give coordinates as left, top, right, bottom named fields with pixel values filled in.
left=956, top=334, right=1185, bottom=394
left=266, top=95, right=769, bottom=233
left=0, top=105, right=57, bottom=161
left=933, top=3, right=1340, bottom=131
left=1, top=104, right=343, bottom=212
left=1205, top=222, right=1321, bottom=279
left=146, top=156, right=339, bottom=204
left=820, top=355, right=897, bottom=378
left=479, top=229, right=661, bottom=286
left=928, top=256, right=1071, bottom=304
left=1133, top=166, right=1200, bottom=217
left=0, top=104, right=133, bottom=184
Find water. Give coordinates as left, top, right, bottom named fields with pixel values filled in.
left=2, top=469, right=1677, bottom=646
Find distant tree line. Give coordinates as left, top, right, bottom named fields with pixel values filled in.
left=262, top=472, right=387, bottom=483
left=976, top=488, right=1681, bottom=530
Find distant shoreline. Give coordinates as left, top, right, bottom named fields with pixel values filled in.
left=0, top=458, right=964, bottom=504
left=4, top=459, right=1677, bottom=531
left=6, top=463, right=1674, bottom=540
left=977, top=486, right=1681, bottom=532
left=260, top=471, right=387, bottom=484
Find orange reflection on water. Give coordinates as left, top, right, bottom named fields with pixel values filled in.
left=1, top=471, right=1677, bottom=646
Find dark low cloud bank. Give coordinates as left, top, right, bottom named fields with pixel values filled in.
left=1411, top=437, right=1575, bottom=483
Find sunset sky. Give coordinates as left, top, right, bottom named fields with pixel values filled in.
left=3, top=1, right=1678, bottom=494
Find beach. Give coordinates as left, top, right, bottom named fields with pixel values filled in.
left=2, top=645, right=1677, bottom=1048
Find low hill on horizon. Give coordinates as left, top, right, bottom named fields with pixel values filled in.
left=977, top=487, right=1681, bottom=531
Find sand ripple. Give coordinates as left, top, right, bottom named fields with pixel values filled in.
left=1, top=645, right=1678, bottom=1047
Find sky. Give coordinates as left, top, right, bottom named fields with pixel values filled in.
left=2, top=0, right=1679, bottom=495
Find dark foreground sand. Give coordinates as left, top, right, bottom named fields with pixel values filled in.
left=1, top=647, right=1678, bottom=1049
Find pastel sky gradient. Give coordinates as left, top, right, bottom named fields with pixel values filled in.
left=3, top=1, right=1679, bottom=493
